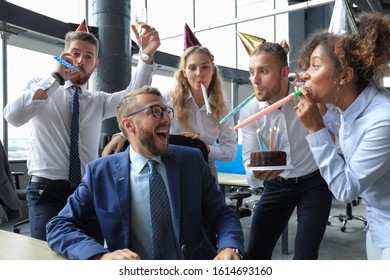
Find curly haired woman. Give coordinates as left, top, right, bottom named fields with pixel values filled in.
left=295, top=13, right=390, bottom=260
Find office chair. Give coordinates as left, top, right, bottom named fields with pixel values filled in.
left=12, top=171, right=29, bottom=233
left=328, top=197, right=367, bottom=232
left=215, top=144, right=254, bottom=218
left=98, top=132, right=117, bottom=157
left=327, top=153, right=367, bottom=232
left=0, top=140, right=25, bottom=228
left=169, top=137, right=253, bottom=219
left=168, top=134, right=209, bottom=162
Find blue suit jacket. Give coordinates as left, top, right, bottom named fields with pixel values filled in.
left=46, top=145, right=244, bottom=260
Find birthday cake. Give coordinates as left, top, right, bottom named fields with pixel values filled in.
left=250, top=151, right=287, bottom=166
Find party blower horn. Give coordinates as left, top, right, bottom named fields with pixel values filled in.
left=217, top=90, right=260, bottom=125
left=232, top=91, right=302, bottom=130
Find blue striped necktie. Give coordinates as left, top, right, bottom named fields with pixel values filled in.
left=68, top=86, right=81, bottom=187
left=148, top=160, right=178, bottom=259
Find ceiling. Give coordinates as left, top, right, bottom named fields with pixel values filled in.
left=294, top=0, right=390, bottom=13
left=351, top=0, right=390, bottom=12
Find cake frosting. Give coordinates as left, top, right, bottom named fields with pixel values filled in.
left=250, top=151, right=287, bottom=166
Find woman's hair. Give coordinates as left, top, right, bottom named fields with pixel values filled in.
left=171, top=46, right=227, bottom=131
left=65, top=31, right=100, bottom=55
left=336, top=12, right=390, bottom=89
left=295, top=12, right=390, bottom=91
left=251, top=40, right=290, bottom=68
left=116, top=85, right=163, bottom=136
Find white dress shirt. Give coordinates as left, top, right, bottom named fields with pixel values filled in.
left=163, top=89, right=237, bottom=178
left=4, top=60, right=156, bottom=180
left=240, top=83, right=318, bottom=188
left=307, top=83, right=390, bottom=247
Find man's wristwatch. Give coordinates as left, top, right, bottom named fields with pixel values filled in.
left=232, top=248, right=244, bottom=260
left=51, top=71, right=65, bottom=86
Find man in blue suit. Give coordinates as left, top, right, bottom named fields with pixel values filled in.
left=46, top=85, right=244, bottom=260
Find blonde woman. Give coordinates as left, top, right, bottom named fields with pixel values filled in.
left=104, top=46, right=237, bottom=181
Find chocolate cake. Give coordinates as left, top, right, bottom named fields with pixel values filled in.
left=250, top=151, right=287, bottom=166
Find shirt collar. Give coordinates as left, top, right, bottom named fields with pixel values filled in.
left=187, top=88, right=217, bottom=108
left=64, top=81, right=88, bottom=93
left=341, top=82, right=378, bottom=122
left=129, top=146, right=163, bottom=174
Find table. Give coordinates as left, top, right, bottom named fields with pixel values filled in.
left=0, top=229, right=66, bottom=260
left=217, top=172, right=289, bottom=255
left=218, top=172, right=249, bottom=188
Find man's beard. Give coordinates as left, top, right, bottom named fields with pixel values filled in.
left=256, top=80, right=283, bottom=103
left=70, top=70, right=93, bottom=85
left=256, top=85, right=280, bottom=102
left=138, top=126, right=168, bottom=157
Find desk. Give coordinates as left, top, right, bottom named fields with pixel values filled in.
left=0, top=229, right=65, bottom=260
left=218, top=172, right=249, bottom=188
left=217, top=172, right=289, bottom=255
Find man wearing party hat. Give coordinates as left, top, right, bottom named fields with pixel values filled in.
left=3, top=20, right=161, bottom=241
left=238, top=32, right=333, bottom=259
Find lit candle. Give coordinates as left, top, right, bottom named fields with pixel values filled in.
left=217, top=90, right=260, bottom=125
left=199, top=82, right=212, bottom=115
left=232, top=91, right=302, bottom=130
left=276, top=127, right=280, bottom=151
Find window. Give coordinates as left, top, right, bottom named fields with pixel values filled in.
left=6, top=46, right=53, bottom=160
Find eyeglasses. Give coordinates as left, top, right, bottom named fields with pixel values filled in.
left=126, top=105, right=174, bottom=120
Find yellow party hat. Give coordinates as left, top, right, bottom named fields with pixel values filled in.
left=237, top=31, right=266, bottom=56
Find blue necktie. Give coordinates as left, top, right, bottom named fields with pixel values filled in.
left=68, top=86, right=81, bottom=187
left=148, top=160, right=178, bottom=259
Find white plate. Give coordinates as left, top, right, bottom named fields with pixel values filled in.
left=247, top=165, right=293, bottom=171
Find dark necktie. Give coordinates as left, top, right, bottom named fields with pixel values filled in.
left=148, top=160, right=178, bottom=259
left=68, top=86, right=81, bottom=187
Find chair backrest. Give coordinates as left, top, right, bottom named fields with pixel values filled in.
left=168, top=134, right=209, bottom=163
left=98, top=133, right=114, bottom=157
left=0, top=140, right=21, bottom=220
left=215, top=144, right=245, bottom=174
left=99, top=133, right=208, bottom=163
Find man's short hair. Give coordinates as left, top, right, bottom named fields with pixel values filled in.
left=64, top=31, right=99, bottom=55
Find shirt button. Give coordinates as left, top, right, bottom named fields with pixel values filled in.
left=181, top=244, right=187, bottom=252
